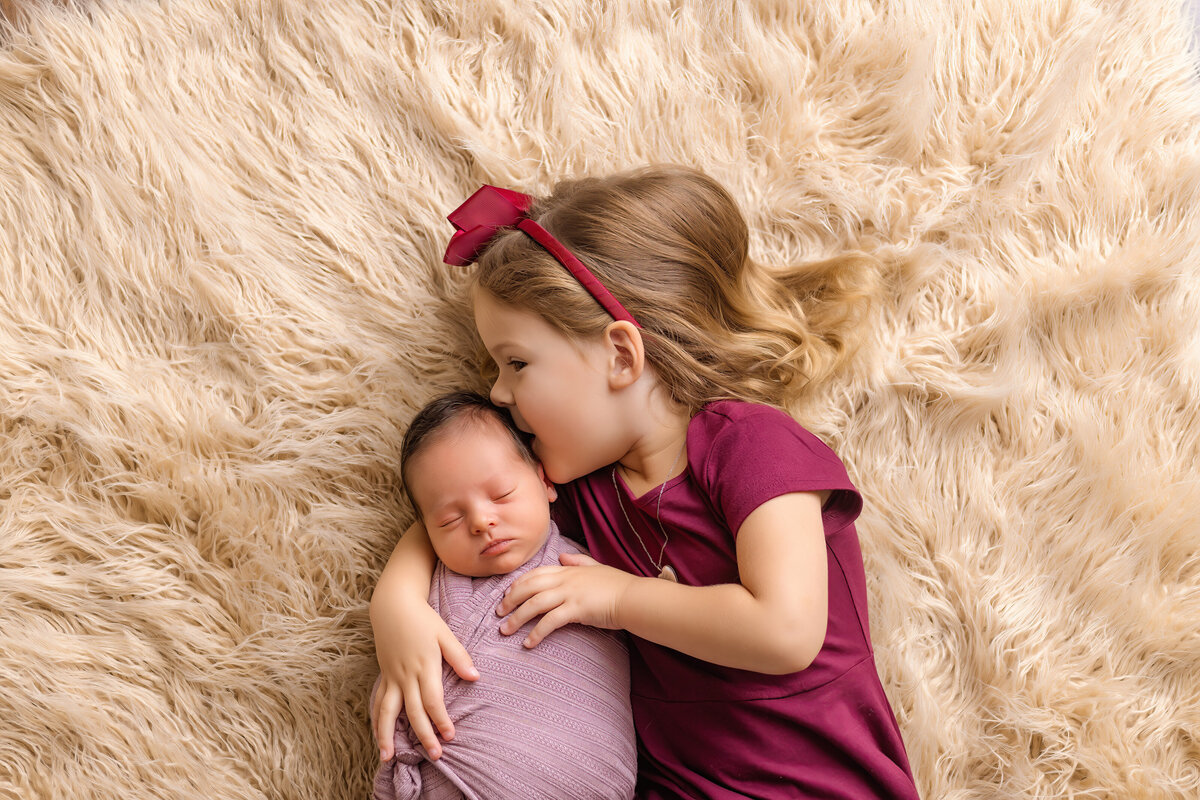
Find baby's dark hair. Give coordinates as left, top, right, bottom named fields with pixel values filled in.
left=400, top=391, right=536, bottom=515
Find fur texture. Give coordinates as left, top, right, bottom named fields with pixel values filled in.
left=2, top=1, right=1198, bottom=798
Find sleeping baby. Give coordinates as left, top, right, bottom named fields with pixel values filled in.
left=370, top=391, right=635, bottom=800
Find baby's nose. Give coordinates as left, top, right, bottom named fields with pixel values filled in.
left=469, top=510, right=497, bottom=534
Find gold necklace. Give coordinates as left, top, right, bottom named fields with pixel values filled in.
left=610, top=442, right=686, bottom=582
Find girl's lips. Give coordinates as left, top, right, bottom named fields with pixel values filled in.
left=481, top=538, right=514, bottom=557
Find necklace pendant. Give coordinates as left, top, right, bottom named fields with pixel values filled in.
left=657, top=564, right=679, bottom=582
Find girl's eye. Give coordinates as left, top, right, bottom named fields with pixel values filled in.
left=439, top=516, right=463, bottom=529
left=507, top=359, right=527, bottom=372
left=494, top=488, right=516, bottom=501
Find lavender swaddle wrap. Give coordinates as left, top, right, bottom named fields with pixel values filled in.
left=372, top=524, right=636, bottom=800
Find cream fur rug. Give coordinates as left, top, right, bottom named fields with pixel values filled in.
left=2, top=1, right=1199, bottom=798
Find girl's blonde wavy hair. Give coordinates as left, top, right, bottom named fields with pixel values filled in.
left=472, top=165, right=877, bottom=415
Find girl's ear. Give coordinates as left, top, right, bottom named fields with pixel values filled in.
left=604, top=320, right=645, bottom=389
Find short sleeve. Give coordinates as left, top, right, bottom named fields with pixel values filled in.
left=690, top=402, right=863, bottom=538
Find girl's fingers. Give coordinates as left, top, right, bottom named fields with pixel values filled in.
left=497, top=567, right=561, bottom=616
left=375, top=666, right=461, bottom=762
left=373, top=685, right=401, bottom=760
left=440, top=631, right=480, bottom=683
left=522, top=605, right=573, bottom=648
left=419, top=668, right=454, bottom=743
left=498, top=590, right=563, bottom=635
left=559, top=552, right=598, bottom=567
left=403, top=680, right=442, bottom=759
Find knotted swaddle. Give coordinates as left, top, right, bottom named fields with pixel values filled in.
left=372, top=525, right=636, bottom=800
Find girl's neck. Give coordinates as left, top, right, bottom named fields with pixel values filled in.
left=615, top=389, right=692, bottom=497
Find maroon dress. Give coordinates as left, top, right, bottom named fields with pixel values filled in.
left=554, top=401, right=918, bottom=799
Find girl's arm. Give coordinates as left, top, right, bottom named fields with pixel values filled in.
left=497, top=491, right=829, bottom=674
left=370, top=521, right=478, bottom=760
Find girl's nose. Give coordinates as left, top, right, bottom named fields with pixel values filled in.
left=489, top=376, right=513, bottom=408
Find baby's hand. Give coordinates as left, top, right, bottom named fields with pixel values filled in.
left=495, top=552, right=635, bottom=647
left=371, top=599, right=478, bottom=761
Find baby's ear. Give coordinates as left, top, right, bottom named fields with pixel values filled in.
left=536, top=462, right=558, bottom=502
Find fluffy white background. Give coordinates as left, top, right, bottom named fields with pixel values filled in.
left=1, top=1, right=1198, bottom=798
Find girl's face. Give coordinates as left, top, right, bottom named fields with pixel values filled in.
left=473, top=289, right=630, bottom=484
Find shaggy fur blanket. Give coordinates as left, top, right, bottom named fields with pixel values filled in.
left=2, top=1, right=1198, bottom=798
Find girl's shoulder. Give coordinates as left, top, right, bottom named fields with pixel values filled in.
left=690, top=398, right=792, bottom=429
left=687, top=400, right=862, bottom=535
left=687, top=400, right=836, bottom=462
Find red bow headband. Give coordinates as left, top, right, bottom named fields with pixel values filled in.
left=443, top=185, right=641, bottom=328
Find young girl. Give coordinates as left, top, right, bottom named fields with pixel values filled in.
left=370, top=166, right=919, bottom=799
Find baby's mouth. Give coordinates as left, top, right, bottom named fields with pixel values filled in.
left=481, top=538, right=514, bottom=556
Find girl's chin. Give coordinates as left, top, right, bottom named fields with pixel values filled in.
left=530, top=441, right=592, bottom=485
left=531, top=438, right=556, bottom=471
left=543, top=462, right=585, bottom=486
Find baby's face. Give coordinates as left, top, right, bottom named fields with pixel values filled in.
left=408, top=419, right=557, bottom=577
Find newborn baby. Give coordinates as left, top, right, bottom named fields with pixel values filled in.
left=371, top=391, right=635, bottom=800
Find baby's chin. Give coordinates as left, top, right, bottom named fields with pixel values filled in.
left=436, top=558, right=499, bottom=578
left=442, top=550, right=527, bottom=578
left=452, top=535, right=554, bottom=577
left=455, top=563, right=510, bottom=578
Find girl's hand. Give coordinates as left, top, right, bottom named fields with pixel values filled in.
left=370, top=597, right=478, bottom=761
left=495, top=552, right=636, bottom=647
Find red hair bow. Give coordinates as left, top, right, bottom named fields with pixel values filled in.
left=443, top=185, right=641, bottom=328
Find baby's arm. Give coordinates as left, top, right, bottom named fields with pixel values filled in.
left=499, top=491, right=828, bottom=674
left=370, top=521, right=478, bottom=760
